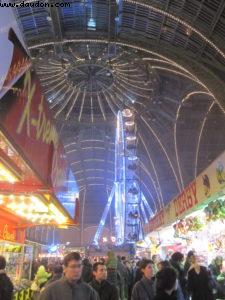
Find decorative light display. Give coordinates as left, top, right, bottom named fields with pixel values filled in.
left=0, top=194, right=68, bottom=225
left=0, top=162, right=19, bottom=183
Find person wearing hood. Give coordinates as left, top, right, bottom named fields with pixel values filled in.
left=106, top=251, right=118, bottom=287
left=0, top=256, right=13, bottom=300
left=35, top=265, right=51, bottom=288
left=131, top=259, right=155, bottom=300
left=82, top=258, right=93, bottom=283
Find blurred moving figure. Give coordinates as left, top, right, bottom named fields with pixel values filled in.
left=157, top=261, right=184, bottom=300
left=170, top=252, right=186, bottom=298
left=153, top=267, right=178, bottom=300
left=46, top=265, right=63, bottom=286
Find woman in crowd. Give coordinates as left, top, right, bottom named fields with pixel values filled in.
left=187, top=253, right=213, bottom=300
left=131, top=259, right=155, bottom=300
left=184, top=251, right=195, bottom=277
left=153, top=267, right=178, bottom=300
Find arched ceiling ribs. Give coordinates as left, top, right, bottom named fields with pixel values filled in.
left=139, top=179, right=157, bottom=214
left=124, top=0, right=225, bottom=62
left=194, top=101, right=215, bottom=178
left=138, top=133, right=164, bottom=208
left=140, top=115, right=182, bottom=192
left=139, top=161, right=160, bottom=212
left=28, top=39, right=225, bottom=113
left=174, top=91, right=214, bottom=189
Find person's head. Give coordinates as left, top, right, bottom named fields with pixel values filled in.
left=107, top=251, right=115, bottom=259
left=47, top=263, right=54, bottom=273
left=83, top=258, right=90, bottom=266
left=190, top=253, right=197, bottom=265
left=157, top=260, right=171, bottom=272
left=63, top=252, right=82, bottom=282
left=156, top=267, right=177, bottom=294
left=215, top=256, right=223, bottom=267
left=0, top=256, right=6, bottom=270
left=152, top=255, right=158, bottom=263
left=93, top=262, right=107, bottom=282
left=171, top=252, right=184, bottom=264
left=53, top=265, right=63, bottom=276
left=186, top=251, right=195, bottom=262
left=139, top=259, right=154, bottom=279
left=100, top=257, right=105, bottom=264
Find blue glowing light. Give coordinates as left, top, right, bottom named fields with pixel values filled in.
left=88, top=18, right=96, bottom=30
left=49, top=245, right=58, bottom=253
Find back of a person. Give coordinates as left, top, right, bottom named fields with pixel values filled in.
left=0, top=272, right=14, bottom=300
left=153, top=268, right=178, bottom=300
left=154, top=290, right=177, bottom=300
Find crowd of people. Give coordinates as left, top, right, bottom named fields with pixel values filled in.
left=1, top=250, right=225, bottom=300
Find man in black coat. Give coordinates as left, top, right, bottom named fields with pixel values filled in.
left=0, top=256, right=14, bottom=300
left=89, top=262, right=119, bottom=300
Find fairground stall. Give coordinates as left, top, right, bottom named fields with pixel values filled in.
left=0, top=4, right=79, bottom=298
left=144, top=149, right=225, bottom=264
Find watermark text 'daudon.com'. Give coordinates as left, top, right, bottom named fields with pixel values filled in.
left=0, top=1, right=71, bottom=8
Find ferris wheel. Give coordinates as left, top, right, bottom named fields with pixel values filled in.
left=93, top=109, right=154, bottom=246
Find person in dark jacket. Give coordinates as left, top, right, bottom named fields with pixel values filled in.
left=89, top=262, right=119, bottom=300
left=39, top=252, right=99, bottom=300
left=187, top=254, right=213, bottom=300
left=82, top=258, right=93, bottom=283
left=0, top=256, right=13, bottom=300
left=170, top=252, right=187, bottom=298
left=131, top=259, right=155, bottom=300
left=153, top=267, right=178, bottom=300
left=157, top=261, right=184, bottom=300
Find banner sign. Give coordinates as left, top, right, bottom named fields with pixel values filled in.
left=0, top=5, right=78, bottom=220
left=145, top=150, right=225, bottom=234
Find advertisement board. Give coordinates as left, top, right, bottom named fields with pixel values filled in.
left=145, top=150, right=225, bottom=234
left=0, top=6, right=78, bottom=220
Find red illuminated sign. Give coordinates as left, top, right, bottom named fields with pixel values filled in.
left=173, top=181, right=197, bottom=217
